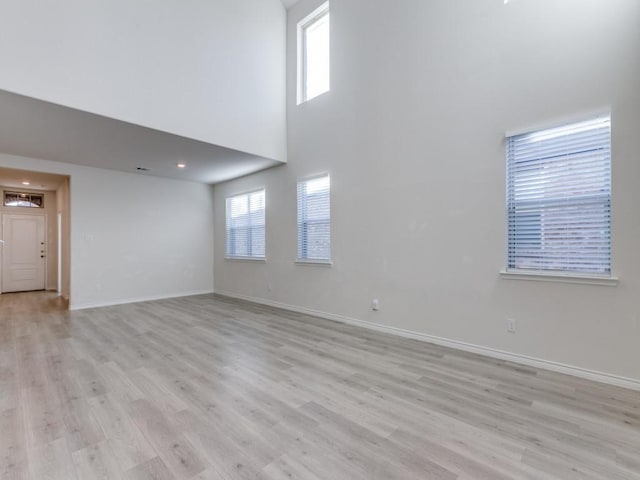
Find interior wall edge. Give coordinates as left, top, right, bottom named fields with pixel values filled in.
left=69, top=289, right=215, bottom=311
left=213, top=289, right=640, bottom=392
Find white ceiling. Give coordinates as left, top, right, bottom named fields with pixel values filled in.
left=0, top=90, right=283, bottom=184
left=0, top=167, right=67, bottom=192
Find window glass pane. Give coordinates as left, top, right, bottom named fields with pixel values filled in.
left=230, top=195, right=248, bottom=217
left=304, top=12, right=330, bottom=101
left=251, top=225, right=266, bottom=258
left=300, top=3, right=330, bottom=103
left=4, top=193, right=18, bottom=206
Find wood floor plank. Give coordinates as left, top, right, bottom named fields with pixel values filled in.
left=21, top=381, right=66, bottom=448
left=72, top=441, right=124, bottom=480
left=175, top=407, right=282, bottom=477
left=28, top=437, right=78, bottom=480
left=87, top=394, right=157, bottom=472
left=0, top=407, right=27, bottom=480
left=1, top=291, right=639, bottom=480
left=45, top=354, right=106, bottom=452
left=95, top=361, right=146, bottom=404
left=262, top=454, right=324, bottom=480
left=127, top=399, right=206, bottom=479
left=124, top=457, right=176, bottom=480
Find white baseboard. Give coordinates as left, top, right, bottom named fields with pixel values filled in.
left=214, top=290, right=640, bottom=392
left=69, top=289, right=214, bottom=311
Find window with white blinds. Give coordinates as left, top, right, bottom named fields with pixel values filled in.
left=297, top=175, right=331, bottom=262
left=225, top=189, right=265, bottom=259
left=506, top=115, right=611, bottom=275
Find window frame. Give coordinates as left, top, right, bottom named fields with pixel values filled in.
left=296, top=173, right=332, bottom=265
left=224, top=188, right=266, bottom=261
left=502, top=113, right=617, bottom=285
left=297, top=1, right=330, bottom=105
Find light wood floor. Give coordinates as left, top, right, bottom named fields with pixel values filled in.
left=1, top=292, right=639, bottom=480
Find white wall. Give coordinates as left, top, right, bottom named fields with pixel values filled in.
left=0, top=188, right=58, bottom=290
left=214, top=0, right=640, bottom=383
left=56, top=178, right=71, bottom=299
left=0, top=154, right=214, bottom=309
left=0, top=0, right=286, bottom=162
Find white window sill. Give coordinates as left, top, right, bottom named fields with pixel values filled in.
left=295, top=259, right=333, bottom=267
left=225, top=257, right=266, bottom=263
left=499, top=270, right=618, bottom=286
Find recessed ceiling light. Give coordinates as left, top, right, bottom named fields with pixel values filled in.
left=22, top=181, right=30, bottom=185
left=176, top=162, right=187, bottom=169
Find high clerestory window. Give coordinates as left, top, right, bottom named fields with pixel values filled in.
left=298, top=2, right=330, bottom=104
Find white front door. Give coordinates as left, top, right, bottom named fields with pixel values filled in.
left=1, top=214, right=46, bottom=293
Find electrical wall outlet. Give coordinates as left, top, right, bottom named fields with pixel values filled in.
left=507, top=318, right=517, bottom=333
left=372, top=299, right=380, bottom=311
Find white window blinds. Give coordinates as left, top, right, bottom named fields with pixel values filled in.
left=225, top=190, right=265, bottom=259
left=297, top=175, right=331, bottom=261
left=506, top=115, right=611, bottom=275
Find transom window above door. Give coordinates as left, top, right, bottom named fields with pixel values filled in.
left=3, top=191, right=44, bottom=208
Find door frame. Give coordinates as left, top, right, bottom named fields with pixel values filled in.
left=0, top=212, right=48, bottom=294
